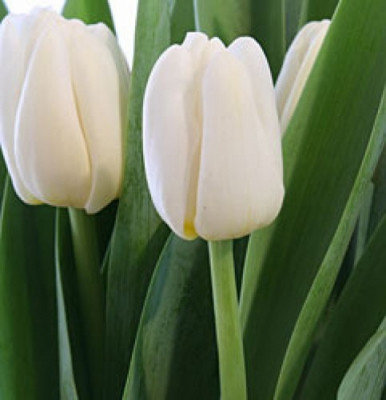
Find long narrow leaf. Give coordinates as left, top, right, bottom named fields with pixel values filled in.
left=123, top=235, right=219, bottom=400
left=299, top=0, right=339, bottom=26
left=273, top=89, right=386, bottom=400
left=0, top=180, right=58, bottom=399
left=300, top=216, right=386, bottom=399
left=337, top=318, right=386, bottom=400
left=240, top=0, right=386, bottom=399
left=104, top=0, right=180, bottom=397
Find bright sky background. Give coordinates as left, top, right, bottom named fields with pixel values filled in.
left=4, top=0, right=138, bottom=67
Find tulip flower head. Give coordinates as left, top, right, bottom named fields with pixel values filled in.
left=276, top=20, right=330, bottom=133
left=143, top=32, right=284, bottom=241
left=0, top=8, right=130, bottom=213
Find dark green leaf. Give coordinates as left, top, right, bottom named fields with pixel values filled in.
left=123, top=235, right=218, bottom=400
left=104, top=0, right=179, bottom=397
left=0, top=0, right=6, bottom=18
left=337, top=318, right=386, bottom=400
left=285, top=0, right=304, bottom=48
left=300, top=216, right=386, bottom=399
left=240, top=0, right=386, bottom=399
left=63, top=0, right=114, bottom=31
left=273, top=89, right=386, bottom=400
left=193, top=0, right=251, bottom=44
left=0, top=180, right=58, bottom=400
left=0, top=3, right=7, bottom=202
left=299, top=0, right=339, bottom=26
left=171, top=0, right=195, bottom=43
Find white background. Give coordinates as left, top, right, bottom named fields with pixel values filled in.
left=4, top=0, right=138, bottom=66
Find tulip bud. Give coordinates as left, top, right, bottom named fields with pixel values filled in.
left=0, top=8, right=130, bottom=213
left=143, top=32, right=284, bottom=241
left=276, top=20, right=330, bottom=133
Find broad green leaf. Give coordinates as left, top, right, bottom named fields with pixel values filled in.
left=63, top=0, right=114, bottom=30
left=250, top=0, right=285, bottom=79
left=171, top=0, right=195, bottom=43
left=193, top=0, right=250, bottom=45
left=123, top=235, right=219, bottom=400
left=55, top=209, right=94, bottom=400
left=300, top=216, right=386, bottom=399
left=337, top=318, right=386, bottom=400
left=104, top=0, right=181, bottom=397
left=240, top=1, right=386, bottom=399
left=0, top=180, right=58, bottom=399
left=299, top=0, right=339, bottom=26
left=273, top=90, right=386, bottom=400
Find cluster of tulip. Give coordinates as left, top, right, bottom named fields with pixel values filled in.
left=0, top=8, right=329, bottom=241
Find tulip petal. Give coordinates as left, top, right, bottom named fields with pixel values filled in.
left=0, top=10, right=54, bottom=203
left=143, top=45, right=200, bottom=239
left=69, top=21, right=129, bottom=213
left=196, top=50, right=284, bottom=240
left=276, top=20, right=330, bottom=133
left=14, top=25, right=91, bottom=208
left=229, top=37, right=282, bottom=175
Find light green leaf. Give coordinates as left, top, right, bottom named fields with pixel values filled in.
left=193, top=0, right=251, bottom=44
left=0, top=180, right=58, bottom=400
left=337, top=318, right=386, bottom=400
left=300, top=216, right=386, bottom=399
left=123, top=235, right=219, bottom=400
left=63, top=0, right=114, bottom=30
left=240, top=0, right=386, bottom=399
left=0, top=1, right=6, bottom=18
left=104, top=0, right=181, bottom=397
left=273, top=89, right=386, bottom=400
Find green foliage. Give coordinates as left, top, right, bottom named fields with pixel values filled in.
left=240, top=0, right=386, bottom=399
left=0, top=180, right=58, bottom=399
left=63, top=0, right=114, bottom=31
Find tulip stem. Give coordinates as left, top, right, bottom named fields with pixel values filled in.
left=208, top=240, right=247, bottom=400
left=68, top=208, right=105, bottom=399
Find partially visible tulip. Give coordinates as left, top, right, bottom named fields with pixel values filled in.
left=276, top=20, right=330, bottom=133
left=0, top=8, right=130, bottom=213
left=143, top=32, right=284, bottom=241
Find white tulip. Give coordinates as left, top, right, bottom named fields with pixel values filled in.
left=276, top=20, right=330, bottom=134
left=143, top=32, right=284, bottom=241
left=0, top=8, right=130, bottom=213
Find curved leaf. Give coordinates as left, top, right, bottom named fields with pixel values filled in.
left=240, top=0, right=386, bottom=399
left=300, top=216, right=386, bottom=399
left=123, top=235, right=218, bottom=400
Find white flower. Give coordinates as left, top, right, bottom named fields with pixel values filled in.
left=143, top=32, right=284, bottom=241
left=276, top=20, right=330, bottom=134
left=0, top=8, right=130, bottom=213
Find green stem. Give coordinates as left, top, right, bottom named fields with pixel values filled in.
left=208, top=240, right=247, bottom=400
left=68, top=208, right=105, bottom=399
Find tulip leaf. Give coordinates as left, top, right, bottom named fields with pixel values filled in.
left=104, top=0, right=182, bottom=397
left=0, top=1, right=6, bottom=18
left=285, top=0, right=304, bottom=47
left=240, top=0, right=386, bottom=399
left=337, top=318, right=386, bottom=400
left=123, top=235, right=219, bottom=400
left=299, top=216, right=386, bottom=399
left=0, top=4, right=7, bottom=202
left=171, top=0, right=195, bottom=44
left=250, top=0, right=285, bottom=79
left=193, top=0, right=251, bottom=45
left=63, top=0, right=114, bottom=31
left=273, top=89, right=386, bottom=400
left=0, top=180, right=58, bottom=400
left=299, top=0, right=339, bottom=27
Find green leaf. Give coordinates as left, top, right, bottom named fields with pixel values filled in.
left=300, top=216, right=386, bottom=399
left=250, top=0, right=285, bottom=79
left=0, top=0, right=7, bottom=18
left=240, top=0, right=386, bottom=399
left=0, top=180, right=58, bottom=400
left=62, top=0, right=114, bottom=30
left=123, top=235, right=219, bottom=400
left=104, top=0, right=179, bottom=397
left=337, top=318, right=386, bottom=400
left=193, top=0, right=251, bottom=44
left=171, top=0, right=195, bottom=43
left=299, top=0, right=339, bottom=26
left=285, top=0, right=304, bottom=48
left=273, top=89, right=386, bottom=400
left=0, top=3, right=7, bottom=202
